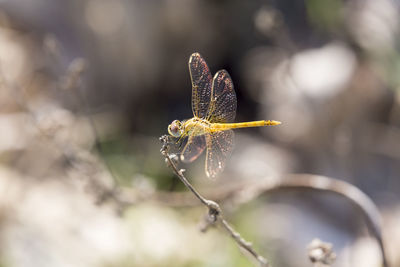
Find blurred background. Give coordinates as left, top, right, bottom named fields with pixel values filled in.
left=0, top=0, right=399, bottom=266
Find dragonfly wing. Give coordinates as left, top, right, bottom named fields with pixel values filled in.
left=205, top=130, right=234, bottom=178
left=207, top=70, right=237, bottom=123
left=189, top=53, right=213, bottom=119
left=181, top=134, right=206, bottom=163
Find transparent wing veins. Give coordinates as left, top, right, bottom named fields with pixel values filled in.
left=206, top=70, right=237, bottom=123
left=189, top=53, right=213, bottom=119
left=180, top=134, right=206, bottom=163
left=205, top=130, right=234, bottom=178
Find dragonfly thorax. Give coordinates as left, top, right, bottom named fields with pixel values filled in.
left=182, top=117, right=211, bottom=137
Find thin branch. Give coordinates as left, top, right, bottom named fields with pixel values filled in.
left=159, top=135, right=270, bottom=267
left=220, top=218, right=269, bottom=266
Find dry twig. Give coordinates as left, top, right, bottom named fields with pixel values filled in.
left=159, top=135, right=270, bottom=267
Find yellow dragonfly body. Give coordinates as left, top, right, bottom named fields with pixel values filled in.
left=168, top=53, right=281, bottom=178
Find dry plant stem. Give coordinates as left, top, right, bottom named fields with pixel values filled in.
left=150, top=173, right=389, bottom=267
left=161, top=151, right=209, bottom=207
left=220, top=219, right=269, bottom=266
left=160, top=135, right=269, bottom=267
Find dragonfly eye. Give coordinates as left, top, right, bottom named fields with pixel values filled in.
left=168, top=120, right=182, bottom=137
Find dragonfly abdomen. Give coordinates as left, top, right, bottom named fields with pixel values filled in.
left=211, top=120, right=281, bottom=131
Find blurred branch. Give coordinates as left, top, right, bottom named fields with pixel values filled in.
left=159, top=135, right=270, bottom=267
left=139, top=173, right=389, bottom=267
left=274, top=174, right=388, bottom=267
left=69, top=58, right=122, bottom=194
left=0, top=56, right=123, bottom=207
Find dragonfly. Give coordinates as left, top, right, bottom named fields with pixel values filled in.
left=168, top=52, right=281, bottom=178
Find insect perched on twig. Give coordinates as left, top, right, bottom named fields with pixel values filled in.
left=167, top=53, right=281, bottom=178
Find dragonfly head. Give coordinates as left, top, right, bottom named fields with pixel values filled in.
left=168, top=120, right=184, bottom=138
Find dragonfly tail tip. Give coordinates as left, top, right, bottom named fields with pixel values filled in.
left=265, top=120, right=282, bottom=126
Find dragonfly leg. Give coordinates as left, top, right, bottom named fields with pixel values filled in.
left=176, top=134, right=186, bottom=148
